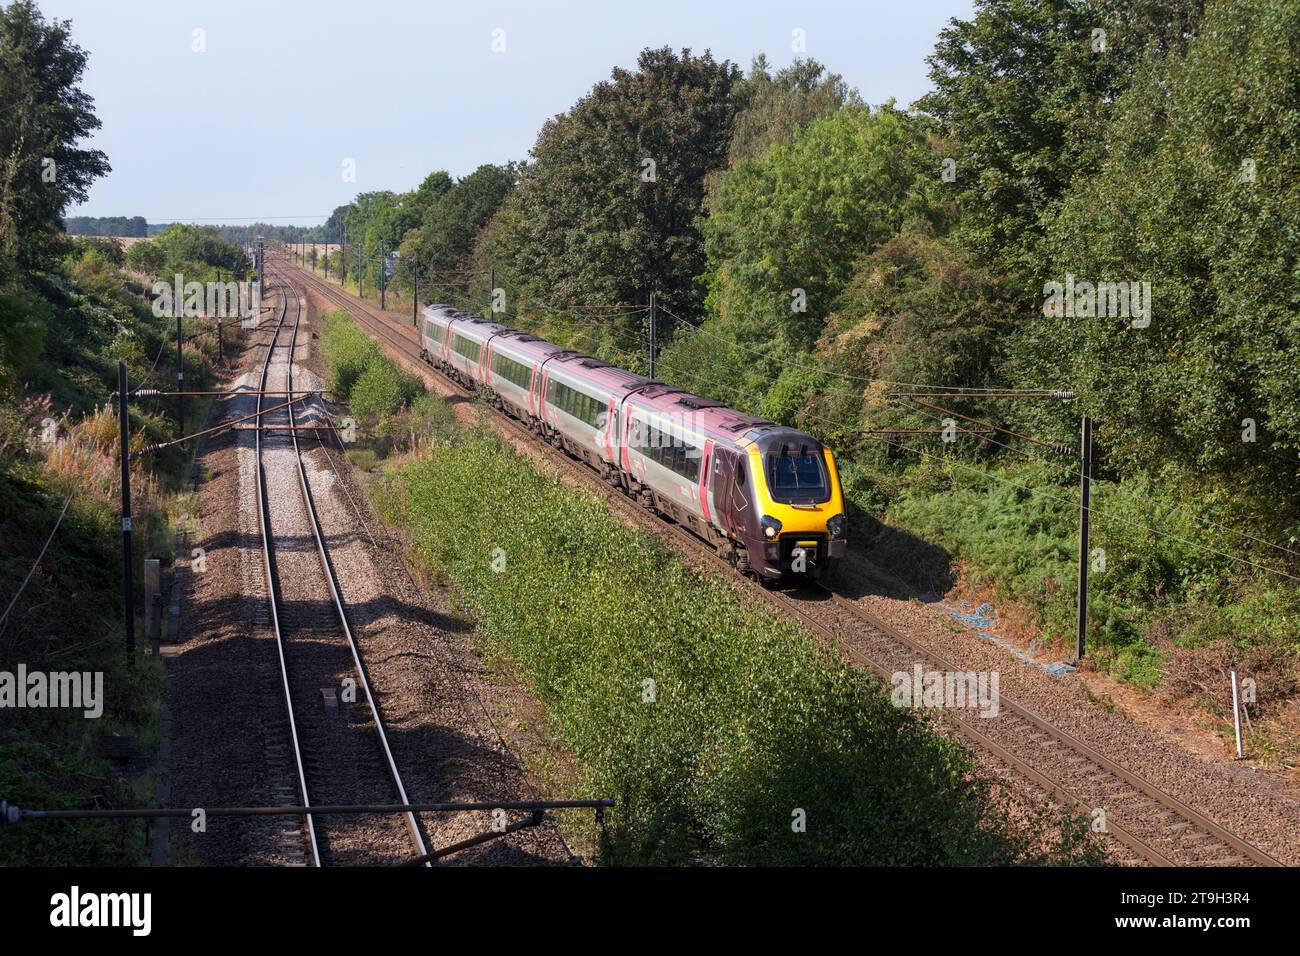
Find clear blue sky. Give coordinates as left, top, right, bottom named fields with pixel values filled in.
left=50, top=0, right=973, bottom=225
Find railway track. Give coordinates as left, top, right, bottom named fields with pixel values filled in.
left=279, top=257, right=1283, bottom=868
left=251, top=267, right=429, bottom=866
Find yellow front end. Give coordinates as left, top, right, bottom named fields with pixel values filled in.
left=746, top=444, right=847, bottom=579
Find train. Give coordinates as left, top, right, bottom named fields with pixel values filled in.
left=418, top=304, right=847, bottom=582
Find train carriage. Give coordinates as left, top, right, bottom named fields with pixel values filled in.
left=483, top=331, right=566, bottom=421
left=446, top=315, right=506, bottom=384
left=538, top=354, right=650, bottom=474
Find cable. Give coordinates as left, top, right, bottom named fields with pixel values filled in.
left=0, top=446, right=101, bottom=639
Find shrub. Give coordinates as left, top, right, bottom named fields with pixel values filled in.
left=349, top=362, right=407, bottom=420
left=319, top=310, right=375, bottom=400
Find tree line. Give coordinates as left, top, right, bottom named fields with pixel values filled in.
left=327, top=1, right=1299, bottom=684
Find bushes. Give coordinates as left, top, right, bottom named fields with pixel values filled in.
left=318, top=309, right=427, bottom=463
left=350, top=363, right=409, bottom=419
left=319, top=308, right=422, bottom=424
left=372, top=429, right=1098, bottom=865
left=319, top=310, right=377, bottom=400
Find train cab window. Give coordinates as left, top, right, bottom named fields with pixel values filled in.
left=735, top=461, right=746, bottom=489
left=764, top=449, right=830, bottom=505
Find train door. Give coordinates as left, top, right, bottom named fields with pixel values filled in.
left=711, top=447, right=750, bottom=536
left=699, top=440, right=714, bottom=521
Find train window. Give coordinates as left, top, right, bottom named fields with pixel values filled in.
left=634, top=418, right=701, bottom=483
left=546, top=379, right=604, bottom=429
left=764, top=450, right=830, bottom=504
left=451, top=334, right=481, bottom=364
left=491, top=353, right=532, bottom=390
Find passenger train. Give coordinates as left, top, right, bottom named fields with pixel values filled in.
left=419, top=305, right=847, bottom=582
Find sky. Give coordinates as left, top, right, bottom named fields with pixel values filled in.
left=48, top=0, right=974, bottom=226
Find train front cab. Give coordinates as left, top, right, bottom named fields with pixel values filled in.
left=723, top=431, right=846, bottom=581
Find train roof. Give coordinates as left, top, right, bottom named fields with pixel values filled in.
left=626, top=382, right=786, bottom=443
left=447, top=314, right=508, bottom=342
left=547, top=351, right=651, bottom=392
left=491, top=329, right=570, bottom=362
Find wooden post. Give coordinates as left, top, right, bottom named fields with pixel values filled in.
left=1231, top=671, right=1244, bottom=758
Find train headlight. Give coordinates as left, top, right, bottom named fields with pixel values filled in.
left=761, top=515, right=782, bottom=539
left=827, top=513, right=847, bottom=538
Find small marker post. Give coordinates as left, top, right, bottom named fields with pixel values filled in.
left=1231, top=670, right=1244, bottom=758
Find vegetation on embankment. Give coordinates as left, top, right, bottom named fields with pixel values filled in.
left=1, top=0, right=248, bottom=862
left=317, top=308, right=445, bottom=469
left=0, top=230, right=237, bottom=863
left=869, top=457, right=1300, bottom=766
left=369, top=413, right=1101, bottom=865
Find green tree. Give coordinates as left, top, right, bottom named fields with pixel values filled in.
left=408, top=170, right=453, bottom=219
left=0, top=0, right=109, bottom=266
left=728, top=55, right=858, bottom=164
left=919, top=0, right=1204, bottom=283
left=409, top=163, right=513, bottom=303
left=123, top=239, right=164, bottom=277
left=492, top=47, right=742, bottom=333
left=703, top=105, right=939, bottom=348
left=1013, top=0, right=1300, bottom=524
